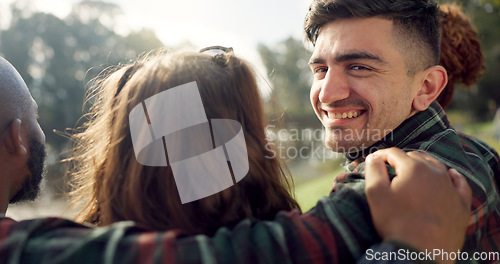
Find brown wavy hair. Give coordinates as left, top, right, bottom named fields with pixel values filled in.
left=68, top=50, right=299, bottom=235
left=437, top=3, right=486, bottom=108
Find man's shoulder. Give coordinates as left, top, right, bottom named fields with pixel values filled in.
left=405, top=127, right=499, bottom=167
left=394, top=125, right=500, bottom=255
left=456, top=130, right=500, bottom=161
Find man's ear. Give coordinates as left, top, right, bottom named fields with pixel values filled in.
left=412, top=65, right=448, bottom=111
left=4, top=119, right=27, bottom=156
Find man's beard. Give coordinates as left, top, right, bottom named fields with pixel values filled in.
left=9, top=137, right=46, bottom=204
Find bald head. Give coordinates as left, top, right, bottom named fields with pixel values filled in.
left=0, top=57, right=32, bottom=132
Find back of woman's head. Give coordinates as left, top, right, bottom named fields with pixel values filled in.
left=437, top=3, right=486, bottom=109
left=69, top=50, right=299, bottom=235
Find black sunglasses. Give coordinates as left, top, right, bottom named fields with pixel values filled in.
left=115, top=62, right=143, bottom=97
left=199, top=46, right=233, bottom=56
left=115, top=47, right=234, bottom=97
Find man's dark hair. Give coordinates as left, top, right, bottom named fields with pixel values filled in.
left=304, top=0, right=441, bottom=75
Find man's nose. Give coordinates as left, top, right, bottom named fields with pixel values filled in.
left=318, top=68, right=350, bottom=104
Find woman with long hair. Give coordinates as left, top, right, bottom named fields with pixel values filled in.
left=68, top=48, right=299, bottom=235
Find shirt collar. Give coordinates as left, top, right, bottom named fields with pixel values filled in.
left=344, top=102, right=450, bottom=166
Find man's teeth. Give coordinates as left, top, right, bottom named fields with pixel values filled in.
left=328, top=111, right=360, bottom=119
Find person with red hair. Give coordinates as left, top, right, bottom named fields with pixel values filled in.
left=437, top=3, right=487, bottom=109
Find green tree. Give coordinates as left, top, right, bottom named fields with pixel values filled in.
left=258, top=37, right=318, bottom=127
left=0, top=0, right=164, bottom=193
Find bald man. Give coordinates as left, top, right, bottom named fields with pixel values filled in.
left=0, top=57, right=46, bottom=214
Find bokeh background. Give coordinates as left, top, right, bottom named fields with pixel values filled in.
left=2, top=0, right=500, bottom=218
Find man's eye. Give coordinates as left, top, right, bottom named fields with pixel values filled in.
left=350, top=65, right=371, bottom=71
left=311, top=67, right=327, bottom=80
left=313, top=67, right=327, bottom=74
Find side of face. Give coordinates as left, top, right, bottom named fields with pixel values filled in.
left=9, top=97, right=46, bottom=203
left=24, top=98, right=45, bottom=147
left=8, top=91, right=46, bottom=203
left=308, top=18, right=425, bottom=153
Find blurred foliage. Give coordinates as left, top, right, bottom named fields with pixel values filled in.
left=0, top=0, right=164, bottom=193
left=481, top=0, right=500, bottom=9
left=257, top=38, right=319, bottom=128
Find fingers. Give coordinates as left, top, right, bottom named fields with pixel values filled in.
left=369, top=148, right=471, bottom=209
left=371, top=149, right=447, bottom=181
left=367, top=148, right=411, bottom=169
left=365, top=153, right=392, bottom=237
left=365, top=154, right=391, bottom=195
left=365, top=147, right=472, bottom=254
left=449, top=168, right=472, bottom=209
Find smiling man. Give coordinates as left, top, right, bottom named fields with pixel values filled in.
left=304, top=0, right=500, bottom=260
left=307, top=15, right=444, bottom=155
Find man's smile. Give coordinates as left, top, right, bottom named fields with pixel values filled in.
left=320, top=107, right=367, bottom=126
left=323, top=109, right=365, bottom=119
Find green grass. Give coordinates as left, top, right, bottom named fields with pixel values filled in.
left=293, top=169, right=342, bottom=212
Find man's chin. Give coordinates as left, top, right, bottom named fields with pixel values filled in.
left=9, top=182, right=41, bottom=204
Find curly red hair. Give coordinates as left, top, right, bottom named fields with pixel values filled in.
left=437, top=3, right=486, bottom=109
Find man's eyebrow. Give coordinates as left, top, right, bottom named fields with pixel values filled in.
left=308, top=57, right=325, bottom=66
left=308, top=52, right=387, bottom=66
left=335, top=52, right=386, bottom=64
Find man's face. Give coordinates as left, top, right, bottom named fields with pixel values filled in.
left=309, top=18, right=421, bottom=153
left=10, top=98, right=46, bottom=204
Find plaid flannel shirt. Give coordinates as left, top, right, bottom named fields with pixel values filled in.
left=0, top=102, right=498, bottom=263
left=335, top=102, right=500, bottom=262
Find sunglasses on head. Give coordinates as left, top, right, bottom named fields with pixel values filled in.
left=199, top=46, right=233, bottom=56
left=115, top=46, right=234, bottom=97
